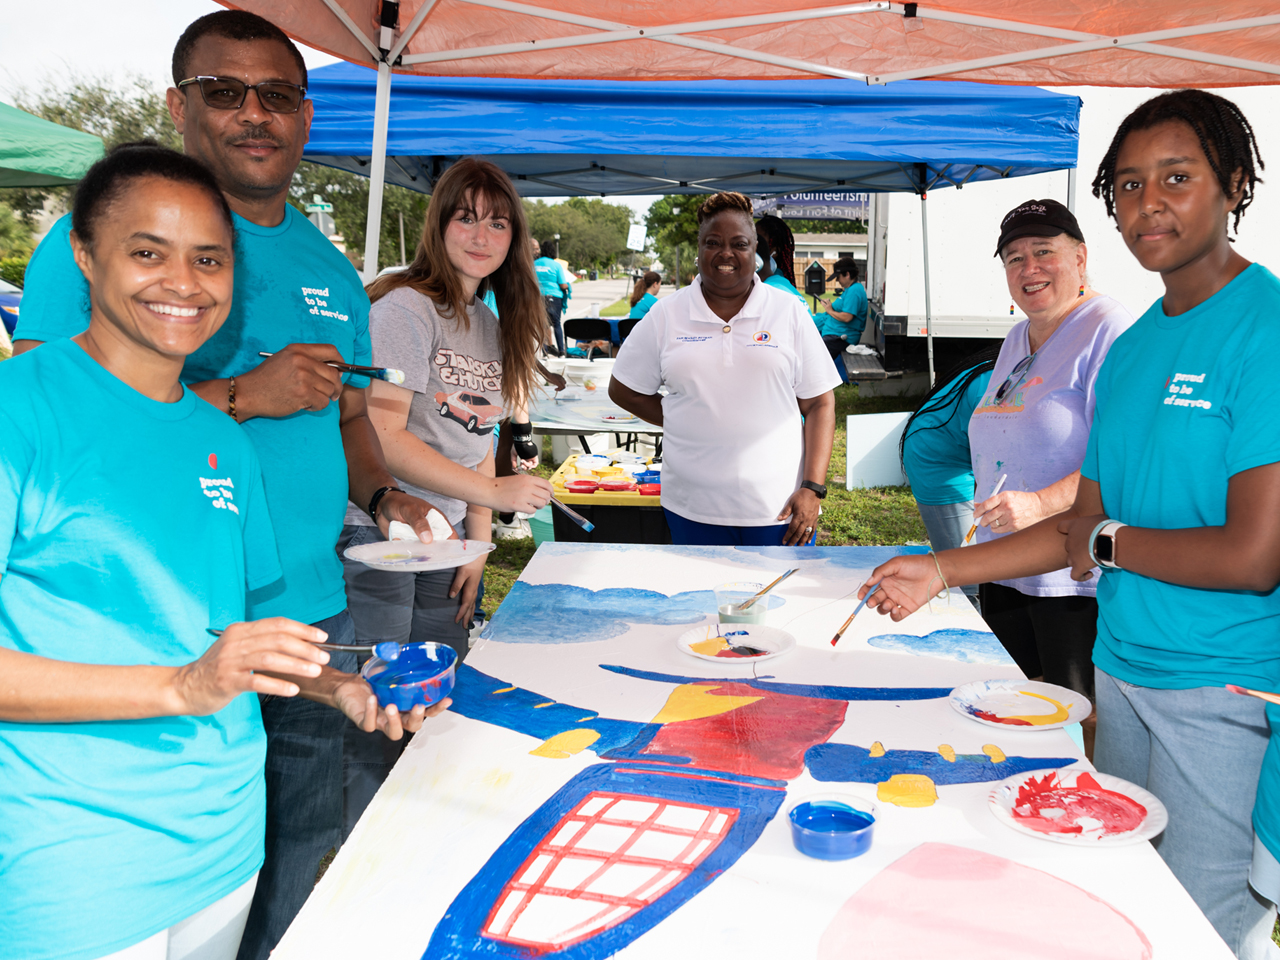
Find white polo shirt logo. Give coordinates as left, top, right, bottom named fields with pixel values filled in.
left=752, top=330, right=771, bottom=343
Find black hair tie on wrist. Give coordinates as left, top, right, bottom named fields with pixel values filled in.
left=368, top=485, right=404, bottom=522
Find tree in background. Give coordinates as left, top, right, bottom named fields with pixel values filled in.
left=524, top=197, right=631, bottom=271
left=645, top=196, right=699, bottom=286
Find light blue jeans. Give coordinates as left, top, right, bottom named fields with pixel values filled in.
left=915, top=500, right=978, bottom=601
left=1094, top=668, right=1277, bottom=958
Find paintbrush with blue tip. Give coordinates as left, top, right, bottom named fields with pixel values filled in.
left=207, top=627, right=404, bottom=661
left=830, top=582, right=881, bottom=647
left=257, top=351, right=406, bottom=385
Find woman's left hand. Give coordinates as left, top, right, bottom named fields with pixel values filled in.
left=332, top=675, right=450, bottom=739
left=777, top=488, right=821, bottom=546
left=973, top=489, right=1046, bottom=534
left=450, top=553, right=488, bottom=625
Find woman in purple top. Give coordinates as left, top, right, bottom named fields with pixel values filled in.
left=967, top=199, right=1135, bottom=719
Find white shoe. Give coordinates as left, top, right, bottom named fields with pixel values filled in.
left=493, top=517, right=531, bottom=540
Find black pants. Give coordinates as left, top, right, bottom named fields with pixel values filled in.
left=978, top=581, right=1098, bottom=701
left=544, top=296, right=565, bottom=354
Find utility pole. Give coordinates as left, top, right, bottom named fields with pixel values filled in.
left=398, top=211, right=406, bottom=265
left=554, top=233, right=561, bottom=260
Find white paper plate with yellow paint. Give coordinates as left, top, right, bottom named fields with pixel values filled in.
left=677, top=623, right=796, bottom=663
left=950, top=679, right=1091, bottom=731
left=344, top=539, right=496, bottom=573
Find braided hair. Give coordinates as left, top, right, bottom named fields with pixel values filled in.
left=1092, top=90, right=1264, bottom=234
left=696, top=192, right=754, bottom=226
left=754, top=215, right=798, bottom=288
left=899, top=344, right=1003, bottom=469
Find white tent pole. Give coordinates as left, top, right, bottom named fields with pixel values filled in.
left=921, top=191, right=934, bottom=387
left=362, top=60, right=393, bottom=284
left=389, top=0, right=440, bottom=61
left=317, top=0, right=382, bottom=60
left=1067, top=167, right=1077, bottom=213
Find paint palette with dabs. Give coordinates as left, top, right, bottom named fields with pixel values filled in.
left=989, top=768, right=1168, bottom=847
left=343, top=538, right=497, bottom=573
left=950, top=679, right=1092, bottom=731
left=676, top=623, right=796, bottom=663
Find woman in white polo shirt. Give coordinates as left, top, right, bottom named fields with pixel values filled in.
left=610, top=192, right=840, bottom=545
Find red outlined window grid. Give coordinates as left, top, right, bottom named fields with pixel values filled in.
left=482, top=790, right=739, bottom=950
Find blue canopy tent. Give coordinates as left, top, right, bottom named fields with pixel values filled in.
left=302, top=62, right=1080, bottom=377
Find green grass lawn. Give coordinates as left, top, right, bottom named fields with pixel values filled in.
left=599, top=297, right=630, bottom=317
left=481, top=384, right=921, bottom=612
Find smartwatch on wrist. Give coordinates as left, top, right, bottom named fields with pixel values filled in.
left=1089, top=520, right=1126, bottom=569
left=800, top=480, right=827, bottom=500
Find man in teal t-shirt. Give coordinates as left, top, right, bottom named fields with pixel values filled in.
left=12, top=13, right=445, bottom=959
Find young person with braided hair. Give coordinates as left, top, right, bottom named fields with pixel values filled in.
left=899, top=344, right=1001, bottom=604
left=858, top=90, right=1279, bottom=957
left=610, top=192, right=839, bottom=546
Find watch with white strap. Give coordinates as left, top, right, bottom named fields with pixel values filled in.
left=1089, top=520, right=1127, bottom=569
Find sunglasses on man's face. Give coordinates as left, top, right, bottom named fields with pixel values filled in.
left=994, top=353, right=1036, bottom=406
left=178, top=76, right=307, bottom=114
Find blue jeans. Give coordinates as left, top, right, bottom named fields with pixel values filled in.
left=338, top=524, right=471, bottom=838
left=544, top=296, right=565, bottom=354
left=236, top=611, right=357, bottom=960
left=1094, top=668, right=1277, bottom=958
left=663, top=508, right=817, bottom=546
left=915, top=500, right=977, bottom=600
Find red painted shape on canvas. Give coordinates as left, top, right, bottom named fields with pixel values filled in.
left=641, top=682, right=847, bottom=780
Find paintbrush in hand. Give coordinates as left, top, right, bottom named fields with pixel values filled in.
left=964, top=472, right=1008, bottom=545
left=830, top=582, right=881, bottom=647
left=257, top=351, right=406, bottom=385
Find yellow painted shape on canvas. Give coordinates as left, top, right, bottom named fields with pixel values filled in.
left=937, top=744, right=956, bottom=763
left=983, top=744, right=1007, bottom=763
left=530, top=729, right=601, bottom=759
left=869, top=741, right=885, bottom=757
left=651, top=684, right=762, bottom=724
left=877, top=774, right=938, bottom=807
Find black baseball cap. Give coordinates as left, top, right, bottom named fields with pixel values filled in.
left=994, top=198, right=1085, bottom=257
left=828, top=256, right=859, bottom=281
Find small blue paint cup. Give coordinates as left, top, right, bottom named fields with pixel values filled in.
left=360, top=641, right=457, bottom=711
left=788, top=794, right=876, bottom=860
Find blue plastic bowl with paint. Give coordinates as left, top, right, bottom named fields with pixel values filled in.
left=634, top=470, right=662, bottom=485
left=361, top=641, right=458, bottom=711
left=788, top=795, right=876, bottom=860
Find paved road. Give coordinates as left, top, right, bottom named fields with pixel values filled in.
left=564, top=279, right=679, bottom=320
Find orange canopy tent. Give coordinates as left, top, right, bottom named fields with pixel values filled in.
left=220, top=1, right=1280, bottom=279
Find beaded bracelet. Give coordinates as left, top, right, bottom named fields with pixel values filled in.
left=227, top=376, right=237, bottom=420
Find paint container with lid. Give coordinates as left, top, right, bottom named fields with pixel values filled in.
left=361, top=641, right=458, bottom=711
left=598, top=477, right=637, bottom=492
left=638, top=483, right=661, bottom=496
left=788, top=795, right=876, bottom=860
left=634, top=470, right=662, bottom=485
left=565, top=479, right=599, bottom=494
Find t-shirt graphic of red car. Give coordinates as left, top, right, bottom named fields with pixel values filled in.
left=435, top=389, right=504, bottom=435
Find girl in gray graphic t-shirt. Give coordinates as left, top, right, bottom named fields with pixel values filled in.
left=336, top=159, right=554, bottom=831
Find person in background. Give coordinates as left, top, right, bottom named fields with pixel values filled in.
left=815, top=256, right=868, bottom=356
left=899, top=345, right=1001, bottom=606
left=610, top=192, right=839, bottom=546
left=628, top=270, right=662, bottom=321
left=966, top=198, right=1135, bottom=712
left=340, top=159, right=552, bottom=830
left=757, top=231, right=847, bottom=386
left=9, top=14, right=446, bottom=958
left=0, top=145, right=443, bottom=960
left=753, top=214, right=800, bottom=289
left=861, top=90, right=1277, bottom=958
left=534, top=238, right=571, bottom=356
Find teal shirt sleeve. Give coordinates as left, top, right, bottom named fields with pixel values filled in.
left=0, top=406, right=34, bottom=574
left=11, top=214, right=89, bottom=344
left=346, top=288, right=373, bottom=390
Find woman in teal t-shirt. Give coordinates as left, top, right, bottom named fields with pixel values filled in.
left=900, top=346, right=999, bottom=602
left=860, top=91, right=1280, bottom=958
left=628, top=270, right=662, bottom=320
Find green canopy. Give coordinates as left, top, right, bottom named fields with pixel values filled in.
left=0, top=102, right=104, bottom=188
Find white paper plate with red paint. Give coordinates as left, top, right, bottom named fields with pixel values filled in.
left=951, top=679, right=1092, bottom=731
left=988, top=768, right=1167, bottom=846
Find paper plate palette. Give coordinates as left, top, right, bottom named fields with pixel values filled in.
left=677, top=623, right=796, bottom=663
left=344, top=538, right=496, bottom=573
left=600, top=413, right=638, bottom=423
left=989, top=768, right=1167, bottom=846
left=950, top=679, right=1092, bottom=731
